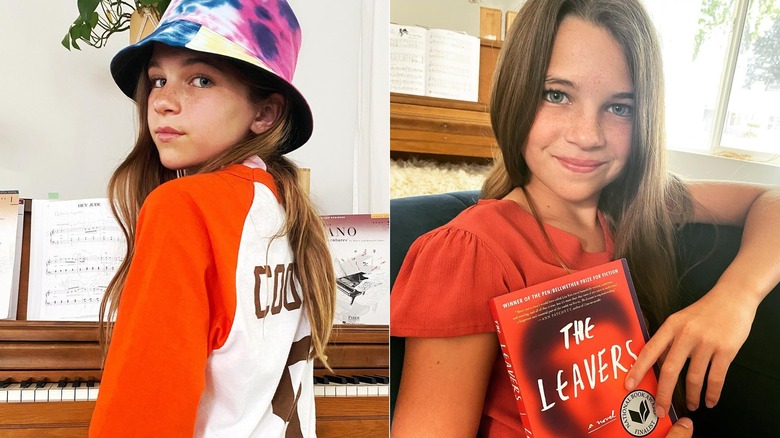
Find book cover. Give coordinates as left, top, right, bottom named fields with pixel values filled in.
left=28, top=198, right=126, bottom=321
left=390, top=23, right=480, bottom=102
left=322, top=214, right=389, bottom=325
left=489, top=259, right=675, bottom=437
left=0, top=191, right=22, bottom=320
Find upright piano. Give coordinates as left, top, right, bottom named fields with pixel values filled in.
left=0, top=200, right=389, bottom=437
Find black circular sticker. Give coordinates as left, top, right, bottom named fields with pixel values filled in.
left=620, top=390, right=660, bottom=436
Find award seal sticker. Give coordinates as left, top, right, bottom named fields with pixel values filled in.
left=620, top=390, right=660, bottom=436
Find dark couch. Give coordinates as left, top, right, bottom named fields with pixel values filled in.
left=390, top=190, right=780, bottom=437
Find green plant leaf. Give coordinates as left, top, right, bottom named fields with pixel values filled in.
left=61, top=33, right=71, bottom=51
left=89, top=11, right=99, bottom=28
left=77, top=0, right=100, bottom=22
left=80, top=22, right=92, bottom=40
left=69, top=24, right=82, bottom=41
left=72, top=38, right=82, bottom=50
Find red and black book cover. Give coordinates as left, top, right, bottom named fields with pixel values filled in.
left=488, top=259, right=675, bottom=437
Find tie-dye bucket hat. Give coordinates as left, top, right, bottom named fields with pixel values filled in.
left=110, top=0, right=313, bottom=153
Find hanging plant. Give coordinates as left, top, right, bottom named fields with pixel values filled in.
left=63, top=0, right=170, bottom=50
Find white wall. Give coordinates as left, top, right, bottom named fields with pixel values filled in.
left=0, top=1, right=389, bottom=215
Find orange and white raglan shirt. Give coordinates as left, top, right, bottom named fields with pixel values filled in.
left=89, top=158, right=315, bottom=437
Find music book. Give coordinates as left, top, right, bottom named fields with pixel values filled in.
left=489, top=259, right=675, bottom=437
left=390, top=23, right=480, bottom=102
left=27, top=198, right=126, bottom=321
left=322, top=214, right=389, bottom=325
left=0, top=191, right=23, bottom=320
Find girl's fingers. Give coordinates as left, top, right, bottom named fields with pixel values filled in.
left=704, top=354, right=732, bottom=408
left=684, top=348, right=713, bottom=411
left=625, top=327, right=670, bottom=390
left=654, top=339, right=693, bottom=418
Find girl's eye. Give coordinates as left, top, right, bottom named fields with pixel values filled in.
left=150, top=78, right=166, bottom=88
left=543, top=90, right=568, bottom=104
left=609, top=104, right=634, bottom=117
left=192, top=77, right=213, bottom=88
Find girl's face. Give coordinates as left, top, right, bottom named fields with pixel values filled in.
left=146, top=45, right=280, bottom=170
left=523, top=16, right=634, bottom=208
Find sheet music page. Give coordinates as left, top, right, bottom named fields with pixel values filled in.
left=425, top=28, right=480, bottom=102
left=323, top=214, right=389, bottom=325
left=390, top=23, right=427, bottom=96
left=28, top=198, right=126, bottom=321
left=0, top=191, right=20, bottom=319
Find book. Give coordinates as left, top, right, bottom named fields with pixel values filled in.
left=390, top=23, right=480, bottom=102
left=322, top=214, right=389, bottom=325
left=0, top=191, right=23, bottom=320
left=488, top=259, right=675, bottom=437
left=27, top=198, right=126, bottom=321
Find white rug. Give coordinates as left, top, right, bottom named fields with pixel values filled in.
left=390, top=157, right=492, bottom=199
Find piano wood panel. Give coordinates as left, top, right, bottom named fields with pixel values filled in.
left=0, top=398, right=389, bottom=437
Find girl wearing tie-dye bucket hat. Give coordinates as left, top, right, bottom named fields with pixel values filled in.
left=89, top=1, right=335, bottom=436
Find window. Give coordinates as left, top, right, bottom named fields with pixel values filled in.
left=646, top=0, right=780, bottom=160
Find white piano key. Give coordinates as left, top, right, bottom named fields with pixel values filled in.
left=313, top=384, right=325, bottom=397
left=75, top=385, right=89, bottom=401
left=35, top=383, right=54, bottom=402
left=324, top=384, right=336, bottom=397
left=61, top=383, right=76, bottom=402
left=6, top=383, right=22, bottom=403
left=334, top=384, right=347, bottom=397
left=48, top=383, right=64, bottom=402
left=0, top=385, right=10, bottom=402
left=344, top=384, right=358, bottom=397
left=20, top=385, right=36, bottom=403
left=357, top=385, right=369, bottom=397
left=88, top=383, right=100, bottom=401
left=378, top=384, right=389, bottom=396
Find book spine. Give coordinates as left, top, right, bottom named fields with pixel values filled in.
left=490, top=301, right=534, bottom=438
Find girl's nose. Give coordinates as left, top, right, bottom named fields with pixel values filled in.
left=564, top=109, right=606, bottom=149
left=151, top=84, right=181, bottom=115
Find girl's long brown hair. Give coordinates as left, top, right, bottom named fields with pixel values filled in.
left=99, top=54, right=336, bottom=366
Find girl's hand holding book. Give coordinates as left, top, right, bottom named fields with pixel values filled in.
left=624, top=284, right=757, bottom=418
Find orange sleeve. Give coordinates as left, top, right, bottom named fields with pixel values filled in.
left=390, top=227, right=519, bottom=338
left=89, top=186, right=227, bottom=437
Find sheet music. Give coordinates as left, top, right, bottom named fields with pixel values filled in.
left=323, top=214, right=389, bottom=325
left=426, top=28, right=480, bottom=102
left=389, top=23, right=427, bottom=96
left=28, top=198, right=126, bottom=321
left=0, top=191, right=21, bottom=319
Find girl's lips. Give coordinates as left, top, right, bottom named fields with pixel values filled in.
left=555, top=156, right=606, bottom=173
left=155, top=127, right=182, bottom=142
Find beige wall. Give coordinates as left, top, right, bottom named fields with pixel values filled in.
left=391, top=0, right=523, bottom=37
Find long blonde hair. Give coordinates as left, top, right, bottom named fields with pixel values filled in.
left=99, top=53, right=335, bottom=366
left=483, top=0, right=691, bottom=332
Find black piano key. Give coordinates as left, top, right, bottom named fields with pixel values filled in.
left=344, top=376, right=359, bottom=384
left=87, top=379, right=96, bottom=388
left=20, top=378, right=33, bottom=388
left=0, top=378, right=11, bottom=388
left=72, top=378, right=82, bottom=388
left=355, top=375, right=377, bottom=384
left=35, top=378, right=48, bottom=388
left=313, top=376, right=327, bottom=385
left=374, top=375, right=389, bottom=384
left=57, top=378, right=68, bottom=388
left=325, top=375, right=347, bottom=384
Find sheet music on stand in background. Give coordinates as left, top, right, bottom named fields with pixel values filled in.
left=0, top=191, right=23, bottom=320
left=323, top=214, right=389, bottom=325
left=390, top=23, right=480, bottom=102
left=28, top=198, right=126, bottom=321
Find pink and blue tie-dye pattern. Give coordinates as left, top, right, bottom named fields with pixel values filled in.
left=159, top=0, right=301, bottom=82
